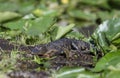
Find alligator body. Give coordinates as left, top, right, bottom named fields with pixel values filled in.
left=0, top=38, right=96, bottom=68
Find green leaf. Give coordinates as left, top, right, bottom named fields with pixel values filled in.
left=69, top=10, right=96, bottom=21
left=0, top=2, right=18, bottom=12
left=54, top=67, right=100, bottom=78
left=0, top=12, right=21, bottom=23
left=27, top=16, right=55, bottom=35
left=80, top=0, right=110, bottom=9
left=4, top=19, right=27, bottom=30
left=96, top=11, right=113, bottom=21
left=65, top=31, right=84, bottom=39
left=106, top=71, right=120, bottom=78
left=0, top=0, right=36, bottom=14
left=55, top=24, right=75, bottom=40
left=55, top=67, right=85, bottom=78
left=18, top=1, right=35, bottom=14
left=93, top=50, right=120, bottom=72
left=93, top=18, right=120, bottom=47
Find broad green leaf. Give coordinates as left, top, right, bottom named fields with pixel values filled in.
left=0, top=12, right=21, bottom=23
left=80, top=0, right=106, bottom=5
left=112, top=36, right=120, bottom=47
left=4, top=19, right=27, bottom=30
left=96, top=11, right=113, bottom=21
left=79, top=0, right=110, bottom=9
left=0, top=2, right=18, bottom=11
left=97, top=10, right=120, bottom=21
left=108, top=63, right=120, bottom=71
left=106, top=71, right=120, bottom=78
left=93, top=50, right=120, bottom=72
left=77, top=74, right=100, bottom=78
left=27, top=16, right=55, bottom=35
left=54, top=67, right=85, bottom=78
left=65, top=31, right=84, bottom=39
left=55, top=24, right=75, bottom=40
left=92, top=18, right=120, bottom=47
left=18, top=1, right=35, bottom=14
left=0, top=1, right=36, bottom=14
left=69, top=10, right=96, bottom=21
left=55, top=67, right=100, bottom=78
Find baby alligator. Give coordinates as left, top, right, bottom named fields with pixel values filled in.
left=0, top=38, right=97, bottom=68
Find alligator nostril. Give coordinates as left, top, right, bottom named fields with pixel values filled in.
left=28, top=46, right=40, bottom=54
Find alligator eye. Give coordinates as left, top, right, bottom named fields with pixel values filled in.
left=71, top=43, right=78, bottom=50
